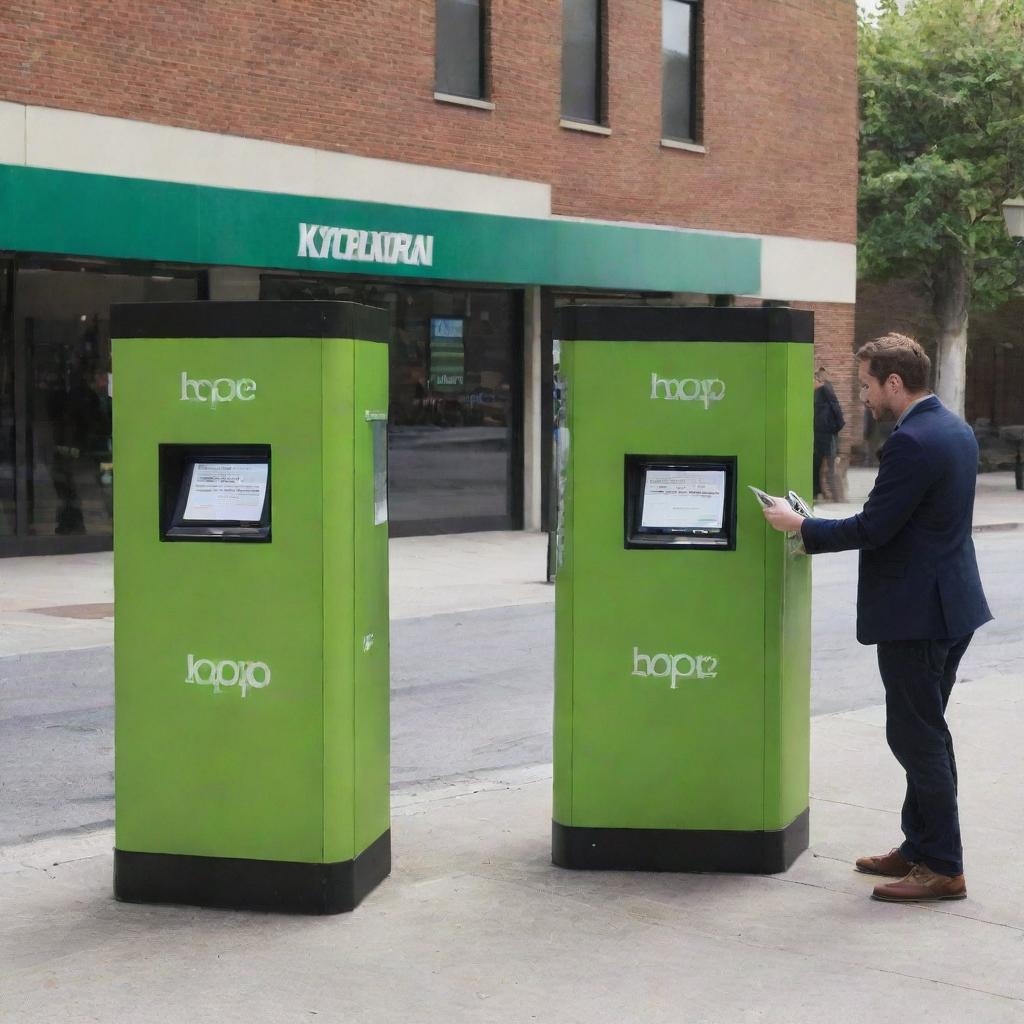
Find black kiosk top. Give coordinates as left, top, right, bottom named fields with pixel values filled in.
left=556, top=305, right=814, bottom=344
left=111, top=300, right=391, bottom=343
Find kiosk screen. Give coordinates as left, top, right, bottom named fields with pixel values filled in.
left=160, top=444, right=272, bottom=542
left=625, top=455, right=737, bottom=550
left=641, top=469, right=726, bottom=531
left=183, top=463, right=269, bottom=522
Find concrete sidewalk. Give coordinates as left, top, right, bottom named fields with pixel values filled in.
left=2, top=672, right=1023, bottom=1023
left=816, top=467, right=1024, bottom=530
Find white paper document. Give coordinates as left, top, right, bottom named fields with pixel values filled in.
left=641, top=469, right=726, bottom=530
left=183, top=463, right=268, bottom=522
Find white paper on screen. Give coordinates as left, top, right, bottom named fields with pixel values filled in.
left=641, top=469, right=725, bottom=530
left=183, top=463, right=268, bottom=522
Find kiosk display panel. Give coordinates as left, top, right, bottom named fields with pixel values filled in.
left=625, top=455, right=737, bottom=550
left=160, top=443, right=271, bottom=542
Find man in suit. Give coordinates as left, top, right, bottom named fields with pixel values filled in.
left=763, top=333, right=992, bottom=902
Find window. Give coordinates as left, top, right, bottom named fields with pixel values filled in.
left=661, top=0, right=698, bottom=142
left=562, top=0, right=604, bottom=125
left=260, top=275, right=523, bottom=536
left=10, top=257, right=199, bottom=545
left=436, top=0, right=486, bottom=100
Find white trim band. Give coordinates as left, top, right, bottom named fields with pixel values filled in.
left=0, top=100, right=547, bottom=219
left=756, top=236, right=857, bottom=305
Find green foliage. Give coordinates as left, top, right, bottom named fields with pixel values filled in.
left=859, top=0, right=1024, bottom=311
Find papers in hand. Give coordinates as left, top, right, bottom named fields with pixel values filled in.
left=748, top=485, right=776, bottom=509
left=748, top=485, right=811, bottom=517
left=786, top=490, right=812, bottom=518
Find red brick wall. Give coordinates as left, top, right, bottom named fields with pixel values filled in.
left=0, top=0, right=857, bottom=243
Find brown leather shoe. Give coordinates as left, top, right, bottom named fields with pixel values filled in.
left=855, top=848, right=915, bottom=877
left=872, top=864, right=967, bottom=902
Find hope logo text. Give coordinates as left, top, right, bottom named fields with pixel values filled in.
left=185, top=654, right=271, bottom=698
left=631, top=646, right=718, bottom=689
left=650, top=374, right=726, bottom=409
left=181, top=372, right=257, bottom=405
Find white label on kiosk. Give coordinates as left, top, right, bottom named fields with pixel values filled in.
left=641, top=469, right=726, bottom=530
left=183, top=463, right=268, bottom=522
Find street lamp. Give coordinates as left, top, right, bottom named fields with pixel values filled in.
left=1003, top=196, right=1024, bottom=244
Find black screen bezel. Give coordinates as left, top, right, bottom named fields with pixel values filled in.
left=159, top=444, right=272, bottom=542
left=624, top=454, right=737, bottom=551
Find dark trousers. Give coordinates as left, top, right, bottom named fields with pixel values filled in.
left=876, top=634, right=973, bottom=876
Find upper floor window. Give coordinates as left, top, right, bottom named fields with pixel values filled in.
left=562, top=0, right=604, bottom=125
left=661, top=0, right=699, bottom=142
left=436, top=0, right=487, bottom=100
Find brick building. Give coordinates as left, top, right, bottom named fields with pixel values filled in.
left=0, top=0, right=858, bottom=555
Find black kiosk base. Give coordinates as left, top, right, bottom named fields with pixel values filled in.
left=551, top=810, right=809, bottom=875
left=114, top=830, right=392, bottom=915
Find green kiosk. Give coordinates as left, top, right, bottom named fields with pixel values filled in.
left=552, top=306, right=813, bottom=873
left=111, top=301, right=391, bottom=913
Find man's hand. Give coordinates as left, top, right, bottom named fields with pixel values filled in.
left=762, top=496, right=805, bottom=534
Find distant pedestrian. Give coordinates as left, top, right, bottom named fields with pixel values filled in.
left=762, top=333, right=992, bottom=903
left=813, top=367, right=845, bottom=500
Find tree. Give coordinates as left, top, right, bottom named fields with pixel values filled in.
left=858, top=0, right=1024, bottom=416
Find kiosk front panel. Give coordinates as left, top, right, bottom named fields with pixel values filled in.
left=553, top=306, right=813, bottom=873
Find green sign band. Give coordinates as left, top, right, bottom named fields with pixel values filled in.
left=0, top=164, right=761, bottom=295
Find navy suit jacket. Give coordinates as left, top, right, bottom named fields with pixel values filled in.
left=801, top=395, right=992, bottom=645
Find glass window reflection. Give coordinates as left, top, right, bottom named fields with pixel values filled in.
left=261, top=275, right=521, bottom=533
left=0, top=261, right=14, bottom=537
left=15, top=261, right=198, bottom=539
left=662, top=0, right=697, bottom=141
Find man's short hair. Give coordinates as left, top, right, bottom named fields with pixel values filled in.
left=856, top=333, right=931, bottom=393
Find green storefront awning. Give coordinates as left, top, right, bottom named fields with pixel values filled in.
left=0, top=163, right=761, bottom=295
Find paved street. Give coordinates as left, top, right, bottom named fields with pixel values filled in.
left=2, top=527, right=1022, bottom=846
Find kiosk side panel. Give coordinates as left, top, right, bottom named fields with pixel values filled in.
left=780, top=340, right=813, bottom=828
left=762, top=342, right=813, bottom=831
left=552, top=341, right=576, bottom=825
left=321, top=340, right=357, bottom=864
left=351, top=339, right=391, bottom=858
